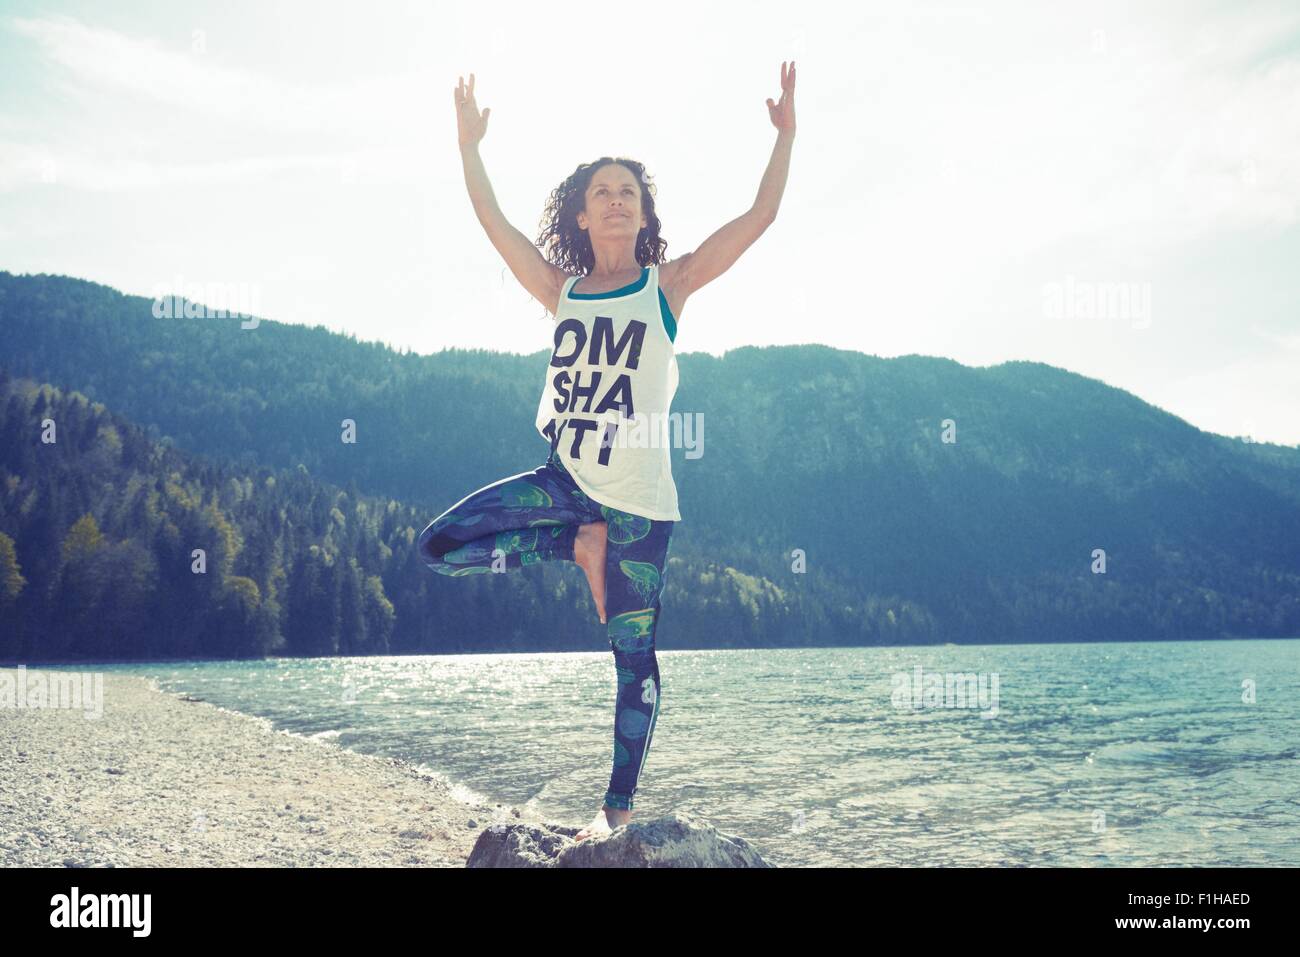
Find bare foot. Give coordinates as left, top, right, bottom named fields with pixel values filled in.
left=574, top=805, right=634, bottom=842
left=573, top=521, right=608, bottom=623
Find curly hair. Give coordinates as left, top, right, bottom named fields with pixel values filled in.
left=535, top=157, right=669, bottom=276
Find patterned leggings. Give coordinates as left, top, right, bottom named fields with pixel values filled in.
left=416, top=449, right=675, bottom=812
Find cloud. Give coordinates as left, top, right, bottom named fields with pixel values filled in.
left=1250, top=323, right=1300, bottom=353
left=1158, top=348, right=1300, bottom=445
left=815, top=3, right=1300, bottom=257
left=0, top=140, right=422, bottom=191
left=1, top=14, right=435, bottom=191
left=14, top=15, right=324, bottom=130
left=7, top=14, right=422, bottom=136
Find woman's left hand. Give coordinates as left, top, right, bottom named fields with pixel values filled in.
left=766, top=60, right=796, bottom=133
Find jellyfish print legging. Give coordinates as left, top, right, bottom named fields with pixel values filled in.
left=416, top=449, right=674, bottom=812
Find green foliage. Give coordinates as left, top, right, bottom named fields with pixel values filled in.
left=1, top=271, right=1298, bottom=661
left=0, top=531, right=26, bottom=605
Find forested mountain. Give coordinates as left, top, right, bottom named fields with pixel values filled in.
left=1, top=270, right=1297, bottom=659
left=0, top=369, right=889, bottom=661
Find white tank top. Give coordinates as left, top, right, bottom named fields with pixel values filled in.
left=535, top=263, right=681, bottom=521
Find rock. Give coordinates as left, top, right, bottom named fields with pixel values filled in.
left=465, top=813, right=773, bottom=868
left=466, top=821, right=582, bottom=868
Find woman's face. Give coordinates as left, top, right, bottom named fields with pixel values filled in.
left=577, top=163, right=647, bottom=242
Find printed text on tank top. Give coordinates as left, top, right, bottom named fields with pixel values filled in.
left=535, top=262, right=681, bottom=521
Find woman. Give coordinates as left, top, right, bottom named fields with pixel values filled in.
left=419, top=63, right=796, bottom=841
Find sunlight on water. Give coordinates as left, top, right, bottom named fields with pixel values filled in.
left=96, top=639, right=1300, bottom=867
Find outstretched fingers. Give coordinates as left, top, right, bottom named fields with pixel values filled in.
left=766, top=61, right=796, bottom=130
left=455, top=73, right=478, bottom=108
left=770, top=61, right=795, bottom=107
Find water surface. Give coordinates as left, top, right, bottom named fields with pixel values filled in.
left=84, top=639, right=1300, bottom=867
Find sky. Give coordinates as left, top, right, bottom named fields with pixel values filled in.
left=1, top=0, right=1298, bottom=445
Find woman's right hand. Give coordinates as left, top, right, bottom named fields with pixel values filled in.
left=454, top=73, right=490, bottom=148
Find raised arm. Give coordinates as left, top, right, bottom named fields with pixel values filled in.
left=455, top=73, right=568, bottom=315
left=667, top=61, right=797, bottom=304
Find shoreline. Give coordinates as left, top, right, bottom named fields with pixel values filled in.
left=0, top=668, right=528, bottom=867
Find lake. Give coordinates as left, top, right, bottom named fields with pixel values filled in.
left=86, top=638, right=1300, bottom=867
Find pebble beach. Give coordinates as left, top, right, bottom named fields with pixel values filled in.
left=0, top=667, right=522, bottom=868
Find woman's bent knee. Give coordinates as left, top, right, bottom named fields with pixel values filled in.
left=417, top=521, right=454, bottom=568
